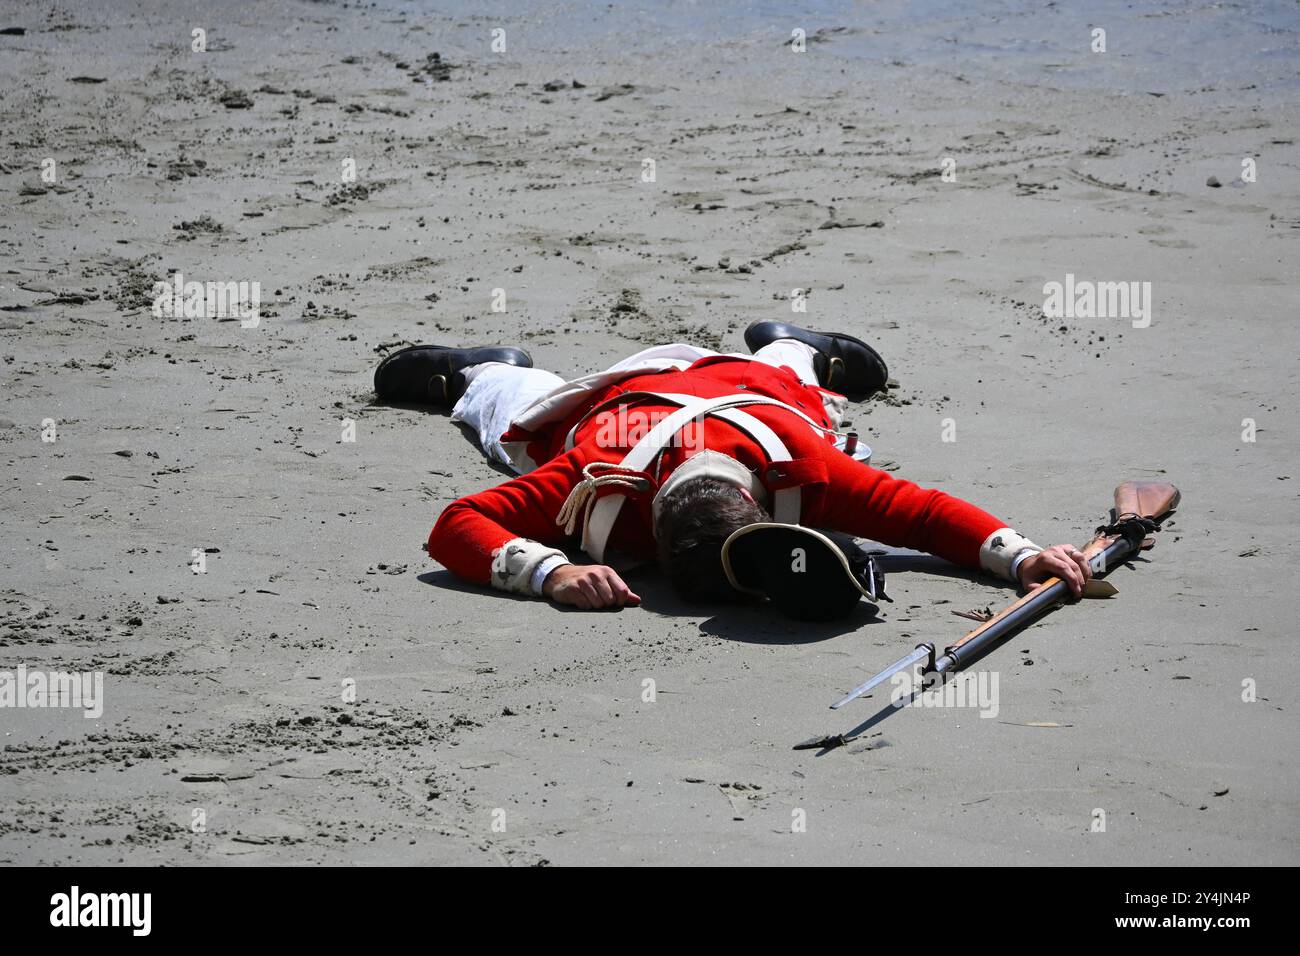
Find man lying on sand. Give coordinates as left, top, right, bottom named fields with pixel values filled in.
left=376, top=323, right=1091, bottom=614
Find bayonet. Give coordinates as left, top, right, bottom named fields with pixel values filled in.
left=831, top=642, right=933, bottom=709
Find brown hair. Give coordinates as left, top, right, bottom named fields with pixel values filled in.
left=655, top=478, right=770, bottom=603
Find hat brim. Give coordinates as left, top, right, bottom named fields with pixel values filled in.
left=720, top=523, right=880, bottom=621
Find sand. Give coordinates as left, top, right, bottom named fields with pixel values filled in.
left=1, top=0, right=1297, bottom=865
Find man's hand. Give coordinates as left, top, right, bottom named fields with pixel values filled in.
left=1016, top=544, right=1093, bottom=597
left=542, top=564, right=641, bottom=610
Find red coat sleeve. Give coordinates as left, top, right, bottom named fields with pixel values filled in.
left=429, top=449, right=586, bottom=586
left=806, top=445, right=1006, bottom=569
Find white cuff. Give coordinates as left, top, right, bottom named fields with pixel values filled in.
left=530, top=555, right=571, bottom=596
left=979, top=528, right=1043, bottom=583
left=490, top=538, right=569, bottom=595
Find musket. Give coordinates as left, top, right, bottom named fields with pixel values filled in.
left=831, top=480, right=1180, bottom=710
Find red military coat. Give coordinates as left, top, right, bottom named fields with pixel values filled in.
left=428, top=356, right=1031, bottom=594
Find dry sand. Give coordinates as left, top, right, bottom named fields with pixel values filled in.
left=1, top=0, right=1297, bottom=865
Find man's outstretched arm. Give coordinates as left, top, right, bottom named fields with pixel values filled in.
left=812, top=449, right=1092, bottom=594
left=428, top=450, right=639, bottom=608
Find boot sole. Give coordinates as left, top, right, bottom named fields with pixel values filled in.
left=374, top=345, right=533, bottom=402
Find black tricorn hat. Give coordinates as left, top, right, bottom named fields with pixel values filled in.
left=720, top=523, right=887, bottom=622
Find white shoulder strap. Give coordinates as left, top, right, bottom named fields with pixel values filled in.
left=712, top=408, right=801, bottom=524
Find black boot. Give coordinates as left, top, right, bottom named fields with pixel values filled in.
left=743, top=321, right=888, bottom=397
left=373, top=345, right=532, bottom=406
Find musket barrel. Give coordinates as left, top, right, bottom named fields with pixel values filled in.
left=933, top=580, right=1069, bottom=675
left=934, top=534, right=1139, bottom=677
